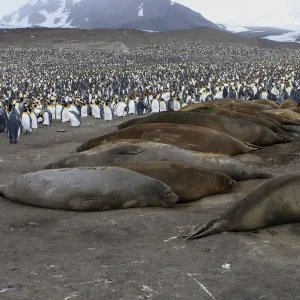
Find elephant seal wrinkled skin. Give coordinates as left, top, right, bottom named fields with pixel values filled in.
left=252, top=100, right=280, bottom=109
left=76, top=123, right=259, bottom=155
left=180, top=99, right=273, bottom=111
left=187, top=171, right=300, bottom=239
left=186, top=107, right=293, bottom=142
left=44, top=140, right=274, bottom=181
left=112, top=161, right=236, bottom=203
left=280, top=99, right=297, bottom=109
left=0, top=167, right=179, bottom=211
left=264, top=109, right=300, bottom=123
left=117, top=112, right=287, bottom=147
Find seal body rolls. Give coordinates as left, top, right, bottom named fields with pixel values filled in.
left=0, top=167, right=179, bottom=211
left=76, top=123, right=259, bottom=155
left=187, top=171, right=300, bottom=239
left=44, top=140, right=274, bottom=181
left=117, top=112, right=286, bottom=147
left=112, top=161, right=236, bottom=203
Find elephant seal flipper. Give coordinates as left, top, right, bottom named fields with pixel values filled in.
left=186, top=171, right=300, bottom=239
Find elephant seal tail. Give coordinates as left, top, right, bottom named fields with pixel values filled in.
left=187, top=218, right=229, bottom=239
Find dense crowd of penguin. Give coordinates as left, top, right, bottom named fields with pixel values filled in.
left=1, top=40, right=300, bottom=240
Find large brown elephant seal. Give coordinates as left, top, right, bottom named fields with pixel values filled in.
left=186, top=107, right=293, bottom=142
left=44, top=140, right=274, bottom=181
left=280, top=99, right=297, bottom=109
left=252, top=100, right=280, bottom=109
left=225, top=106, right=300, bottom=126
left=187, top=171, right=300, bottom=239
left=180, top=99, right=273, bottom=111
left=0, top=167, right=178, bottom=211
left=264, top=109, right=300, bottom=122
left=117, top=112, right=287, bottom=147
left=112, top=161, right=236, bottom=203
left=76, top=123, right=259, bottom=155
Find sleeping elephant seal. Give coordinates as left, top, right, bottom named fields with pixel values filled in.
left=252, top=100, right=280, bottom=109
left=117, top=112, right=287, bottom=147
left=187, top=171, right=300, bottom=239
left=280, top=99, right=297, bottom=109
left=220, top=106, right=300, bottom=126
left=112, top=161, right=236, bottom=203
left=0, top=167, right=178, bottom=211
left=76, top=123, right=259, bottom=155
left=44, top=140, right=274, bottom=181
left=264, top=110, right=300, bottom=126
left=180, top=99, right=273, bottom=111
left=186, top=107, right=293, bottom=142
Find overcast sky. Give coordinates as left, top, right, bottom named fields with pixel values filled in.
left=0, top=0, right=299, bottom=28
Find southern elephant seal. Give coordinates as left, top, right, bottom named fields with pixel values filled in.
left=111, top=161, right=236, bottom=203
left=187, top=171, right=300, bottom=239
left=0, top=167, right=179, bottom=211
left=76, top=123, right=259, bottom=155
left=117, top=112, right=287, bottom=147
left=185, top=107, right=293, bottom=142
left=44, top=140, right=274, bottom=181
left=252, top=100, right=280, bottom=109
left=264, top=109, right=300, bottom=123
left=223, top=106, right=300, bottom=126
left=179, top=99, right=273, bottom=112
left=280, top=99, right=297, bottom=109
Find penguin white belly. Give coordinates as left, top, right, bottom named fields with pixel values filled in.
left=56, top=106, right=62, bottom=120
left=68, top=112, right=80, bottom=127
left=159, top=101, right=167, bottom=112
left=116, top=103, right=127, bottom=117
left=151, top=100, right=160, bottom=113
left=128, top=101, right=136, bottom=114
left=104, top=107, right=113, bottom=121
left=43, top=112, right=50, bottom=126
left=174, top=101, right=181, bottom=111
left=30, top=113, right=38, bottom=129
left=62, top=108, right=70, bottom=123
left=49, top=107, right=56, bottom=120
left=21, top=113, right=32, bottom=133
left=81, top=106, right=88, bottom=118
left=93, top=105, right=101, bottom=119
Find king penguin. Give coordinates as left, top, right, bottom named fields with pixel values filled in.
left=21, top=108, right=32, bottom=134
left=7, top=109, right=21, bottom=144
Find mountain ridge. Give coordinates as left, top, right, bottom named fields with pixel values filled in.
left=1, top=0, right=219, bottom=31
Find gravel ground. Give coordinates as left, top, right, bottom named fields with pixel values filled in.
left=1, top=117, right=300, bottom=300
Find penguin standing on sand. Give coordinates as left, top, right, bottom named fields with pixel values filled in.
left=0, top=105, right=8, bottom=133
left=68, top=111, right=81, bottom=127
left=81, top=102, right=88, bottom=117
left=21, top=107, right=32, bottom=134
left=92, top=101, right=101, bottom=119
left=43, top=108, right=52, bottom=126
left=128, top=98, right=136, bottom=115
left=55, top=103, right=63, bottom=120
left=104, top=102, right=113, bottom=121
left=61, top=103, right=70, bottom=123
left=151, top=96, right=160, bottom=113
left=7, top=108, right=21, bottom=144
left=29, top=108, right=38, bottom=129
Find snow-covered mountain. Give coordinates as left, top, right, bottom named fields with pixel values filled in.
left=219, top=24, right=300, bottom=44
left=1, top=0, right=218, bottom=31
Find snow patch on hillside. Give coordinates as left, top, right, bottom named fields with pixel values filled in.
left=264, top=31, right=300, bottom=43
left=224, top=25, right=249, bottom=33
left=138, top=3, right=144, bottom=17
